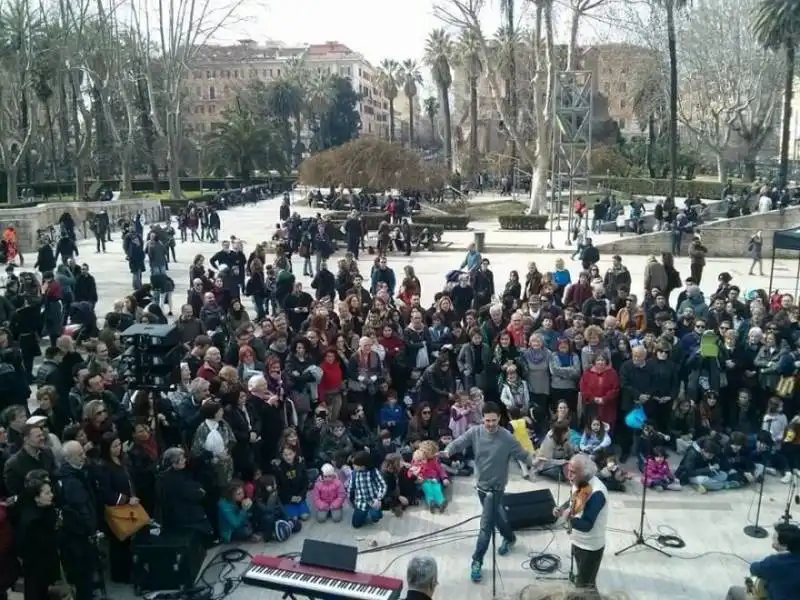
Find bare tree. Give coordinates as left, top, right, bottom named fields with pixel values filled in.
left=566, top=0, right=607, bottom=70
left=0, top=0, right=39, bottom=204
left=127, top=0, right=251, bottom=200
left=435, top=0, right=555, bottom=214
left=676, top=0, right=782, bottom=182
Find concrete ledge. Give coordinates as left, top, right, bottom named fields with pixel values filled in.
left=595, top=205, right=800, bottom=258
left=0, top=198, right=162, bottom=251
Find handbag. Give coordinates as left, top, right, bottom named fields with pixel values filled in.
left=105, top=503, right=150, bottom=541
left=624, top=405, right=646, bottom=430
left=776, top=375, right=796, bottom=398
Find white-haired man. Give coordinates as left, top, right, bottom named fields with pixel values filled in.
left=404, top=555, right=438, bottom=600
left=553, top=453, right=608, bottom=595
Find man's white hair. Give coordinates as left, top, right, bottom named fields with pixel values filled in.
left=248, top=374, right=266, bottom=392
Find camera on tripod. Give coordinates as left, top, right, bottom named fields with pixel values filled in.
left=119, top=323, right=183, bottom=391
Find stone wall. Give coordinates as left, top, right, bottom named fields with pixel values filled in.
left=0, top=198, right=163, bottom=251
left=596, top=205, right=800, bottom=258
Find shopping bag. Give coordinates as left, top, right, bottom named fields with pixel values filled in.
left=104, top=503, right=150, bottom=540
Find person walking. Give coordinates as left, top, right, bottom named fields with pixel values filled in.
left=689, top=235, right=707, bottom=285
left=442, top=402, right=533, bottom=583
left=748, top=230, right=764, bottom=276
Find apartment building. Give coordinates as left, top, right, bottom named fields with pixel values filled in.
left=184, top=39, right=390, bottom=139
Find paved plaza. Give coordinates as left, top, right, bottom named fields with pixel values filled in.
left=17, top=195, right=798, bottom=600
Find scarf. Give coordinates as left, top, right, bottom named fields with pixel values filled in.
left=137, top=436, right=159, bottom=460
left=524, top=347, right=547, bottom=365
left=555, top=351, right=572, bottom=367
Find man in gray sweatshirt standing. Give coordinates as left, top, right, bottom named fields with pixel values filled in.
left=442, top=401, right=533, bottom=583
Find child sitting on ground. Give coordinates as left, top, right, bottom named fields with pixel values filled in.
left=217, top=480, right=262, bottom=542
left=378, top=391, right=408, bottom=441
left=310, top=463, right=346, bottom=523
left=599, top=455, right=629, bottom=492
left=381, top=453, right=418, bottom=516
left=243, top=470, right=300, bottom=542
left=763, top=397, right=790, bottom=481
left=642, top=447, right=682, bottom=491
left=438, top=428, right=473, bottom=477
left=724, top=431, right=761, bottom=485
left=273, top=445, right=311, bottom=521
left=348, top=450, right=387, bottom=528
left=409, top=441, right=450, bottom=513
left=579, top=416, right=611, bottom=460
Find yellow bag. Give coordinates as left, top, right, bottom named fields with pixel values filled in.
left=776, top=375, right=796, bottom=399
left=104, top=503, right=150, bottom=541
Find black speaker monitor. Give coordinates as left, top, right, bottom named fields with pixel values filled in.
left=503, top=489, right=558, bottom=531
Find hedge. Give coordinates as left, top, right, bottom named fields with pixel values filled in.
left=589, top=176, right=726, bottom=199
left=412, top=215, right=470, bottom=230
left=498, top=215, right=549, bottom=230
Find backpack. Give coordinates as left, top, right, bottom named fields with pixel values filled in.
left=699, top=330, right=719, bottom=359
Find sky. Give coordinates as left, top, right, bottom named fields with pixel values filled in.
left=215, top=0, right=629, bottom=92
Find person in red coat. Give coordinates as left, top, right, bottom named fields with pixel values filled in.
left=579, top=353, right=620, bottom=429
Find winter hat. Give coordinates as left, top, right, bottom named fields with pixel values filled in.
left=321, top=463, right=335, bottom=477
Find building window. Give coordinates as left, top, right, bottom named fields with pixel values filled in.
left=263, top=69, right=267, bottom=77
left=212, top=70, right=217, bottom=78
left=277, top=68, right=281, bottom=77
left=358, top=68, right=362, bottom=77
left=619, top=81, right=626, bottom=93
left=619, top=118, right=626, bottom=130
left=199, top=105, right=205, bottom=114
left=193, top=71, right=202, bottom=79
left=209, top=104, right=216, bottom=114
left=234, top=69, right=239, bottom=78
left=209, top=86, right=216, bottom=100
left=620, top=99, right=626, bottom=110
left=345, top=66, right=351, bottom=76
left=206, top=70, right=212, bottom=78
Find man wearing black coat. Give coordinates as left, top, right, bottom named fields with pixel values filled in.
left=3, top=423, right=56, bottom=497
left=344, top=212, right=362, bottom=259
left=58, top=441, right=100, bottom=600
left=311, top=260, right=336, bottom=301
left=34, top=240, right=56, bottom=275
left=55, top=233, right=78, bottom=264
left=74, top=264, right=98, bottom=306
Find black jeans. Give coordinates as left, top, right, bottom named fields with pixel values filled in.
left=572, top=545, right=604, bottom=591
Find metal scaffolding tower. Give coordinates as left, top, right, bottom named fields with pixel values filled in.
left=551, top=71, right=593, bottom=244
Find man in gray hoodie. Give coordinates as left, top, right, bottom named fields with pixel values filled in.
left=442, top=401, right=533, bottom=583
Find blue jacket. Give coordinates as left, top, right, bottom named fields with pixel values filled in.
left=461, top=250, right=482, bottom=272
left=378, top=404, right=407, bottom=438
left=750, top=552, right=800, bottom=600
left=217, top=498, right=251, bottom=543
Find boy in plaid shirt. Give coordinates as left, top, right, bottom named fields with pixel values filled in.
left=348, top=450, right=387, bottom=528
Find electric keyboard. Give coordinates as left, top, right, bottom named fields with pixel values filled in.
left=243, top=554, right=404, bottom=600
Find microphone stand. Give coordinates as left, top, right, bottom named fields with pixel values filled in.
left=615, top=459, right=671, bottom=558
left=744, top=467, right=768, bottom=538
left=778, top=470, right=798, bottom=526
left=489, top=490, right=499, bottom=600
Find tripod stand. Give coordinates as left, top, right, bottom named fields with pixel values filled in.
left=744, top=466, right=768, bottom=538
left=615, top=465, right=671, bottom=558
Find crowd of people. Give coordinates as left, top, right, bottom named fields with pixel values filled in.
left=1, top=190, right=800, bottom=600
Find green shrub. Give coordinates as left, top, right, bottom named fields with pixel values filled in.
left=498, top=215, right=549, bottom=230
left=589, top=176, right=726, bottom=199
left=412, top=215, right=470, bottom=230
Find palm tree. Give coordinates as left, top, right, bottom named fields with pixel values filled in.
left=423, top=96, right=440, bottom=144
left=753, top=0, right=800, bottom=188
left=458, top=29, right=482, bottom=182
left=264, top=78, right=304, bottom=168
left=284, top=55, right=310, bottom=165
left=305, top=70, right=335, bottom=151
left=500, top=0, right=517, bottom=182
left=399, top=59, right=423, bottom=147
left=377, top=58, right=400, bottom=142
left=425, top=28, right=454, bottom=171
left=205, top=108, right=287, bottom=181
left=658, top=0, right=690, bottom=199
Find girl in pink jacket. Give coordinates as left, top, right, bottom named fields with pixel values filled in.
left=310, top=463, right=347, bottom=522
left=642, top=447, right=682, bottom=491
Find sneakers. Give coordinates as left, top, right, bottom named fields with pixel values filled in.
left=766, top=467, right=779, bottom=476
left=498, top=537, right=515, bottom=556
left=652, top=484, right=664, bottom=492
left=781, top=472, right=793, bottom=484
left=470, top=560, right=483, bottom=582
left=695, top=484, right=707, bottom=494
left=666, top=482, right=682, bottom=491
